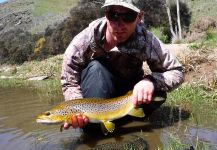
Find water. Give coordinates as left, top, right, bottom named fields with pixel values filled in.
left=0, top=87, right=216, bottom=150
left=0, top=87, right=81, bottom=150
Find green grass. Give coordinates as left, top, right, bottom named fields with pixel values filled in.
left=159, top=132, right=213, bottom=150
left=188, top=28, right=217, bottom=51
left=160, top=133, right=187, bottom=150
left=167, top=84, right=205, bottom=104
left=0, top=78, right=30, bottom=88
left=32, top=0, right=78, bottom=17
left=186, top=0, right=217, bottom=26
left=0, top=55, right=63, bottom=79
left=0, top=78, right=63, bottom=102
left=167, top=83, right=217, bottom=113
left=150, top=27, right=169, bottom=43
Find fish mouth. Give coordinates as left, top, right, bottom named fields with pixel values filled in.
left=36, top=114, right=63, bottom=124
left=36, top=118, right=62, bottom=124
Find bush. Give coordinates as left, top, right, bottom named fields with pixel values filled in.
left=0, top=29, right=38, bottom=64
left=204, top=27, right=217, bottom=42
left=150, top=27, right=169, bottom=43
left=40, top=0, right=104, bottom=57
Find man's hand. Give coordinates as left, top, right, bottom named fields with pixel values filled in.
left=63, top=114, right=89, bottom=130
left=133, top=78, right=154, bottom=107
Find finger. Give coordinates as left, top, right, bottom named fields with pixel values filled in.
left=71, top=116, right=78, bottom=128
left=142, top=90, right=148, bottom=103
left=137, top=90, right=143, bottom=105
left=133, top=89, right=138, bottom=106
left=147, top=91, right=153, bottom=103
left=83, top=116, right=89, bottom=126
left=76, top=114, right=84, bottom=127
left=63, top=122, right=70, bottom=130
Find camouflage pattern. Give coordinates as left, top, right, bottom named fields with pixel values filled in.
left=61, top=17, right=184, bottom=100
left=102, top=0, right=140, bottom=12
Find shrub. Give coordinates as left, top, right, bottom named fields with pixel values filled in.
left=41, top=0, right=104, bottom=56
left=0, top=29, right=38, bottom=64
left=204, top=27, right=217, bottom=42
left=150, top=27, right=169, bottom=43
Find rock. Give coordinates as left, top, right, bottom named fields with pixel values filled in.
left=0, top=75, right=13, bottom=79
left=91, top=135, right=148, bottom=150
left=27, top=76, right=49, bottom=81
left=0, top=23, right=4, bottom=31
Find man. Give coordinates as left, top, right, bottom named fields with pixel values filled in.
left=61, top=0, right=184, bottom=130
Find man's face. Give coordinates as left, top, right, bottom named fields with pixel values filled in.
left=105, top=6, right=142, bottom=43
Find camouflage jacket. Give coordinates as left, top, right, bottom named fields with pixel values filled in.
left=61, top=17, right=184, bottom=100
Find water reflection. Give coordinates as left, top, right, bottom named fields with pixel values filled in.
left=0, top=87, right=192, bottom=150
left=187, top=127, right=217, bottom=147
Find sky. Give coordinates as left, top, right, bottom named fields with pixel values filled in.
left=0, top=0, right=8, bottom=3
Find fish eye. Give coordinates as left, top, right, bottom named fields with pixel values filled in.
left=45, top=111, right=51, bottom=116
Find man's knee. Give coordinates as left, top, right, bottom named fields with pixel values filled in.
left=81, top=60, right=112, bottom=81
left=81, top=60, right=115, bottom=98
left=86, top=60, right=105, bottom=73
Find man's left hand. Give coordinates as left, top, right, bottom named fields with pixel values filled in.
left=133, top=78, right=154, bottom=107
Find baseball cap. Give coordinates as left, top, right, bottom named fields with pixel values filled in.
left=102, top=0, right=140, bottom=13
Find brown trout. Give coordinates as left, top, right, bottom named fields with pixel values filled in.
left=36, top=91, right=145, bottom=135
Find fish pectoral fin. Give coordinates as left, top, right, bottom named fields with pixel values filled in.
left=128, top=107, right=145, bottom=118
left=101, top=123, right=108, bottom=135
left=60, top=124, right=64, bottom=132
left=101, top=121, right=115, bottom=134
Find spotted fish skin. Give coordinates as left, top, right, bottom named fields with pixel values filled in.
left=36, top=91, right=145, bottom=134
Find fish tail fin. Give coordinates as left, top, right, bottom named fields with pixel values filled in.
left=128, top=107, right=145, bottom=118
left=101, top=121, right=115, bottom=135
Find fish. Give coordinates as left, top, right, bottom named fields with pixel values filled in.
left=36, top=91, right=159, bottom=135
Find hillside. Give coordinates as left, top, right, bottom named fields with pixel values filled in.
left=0, top=0, right=216, bottom=65
left=186, top=0, right=217, bottom=26
left=0, top=0, right=78, bottom=34
left=1, top=0, right=216, bottom=35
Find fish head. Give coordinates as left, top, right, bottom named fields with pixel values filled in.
left=36, top=108, right=69, bottom=124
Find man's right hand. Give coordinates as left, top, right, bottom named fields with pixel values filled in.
left=63, top=114, right=89, bottom=129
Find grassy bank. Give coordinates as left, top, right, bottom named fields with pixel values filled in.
left=32, top=0, right=77, bottom=17
left=0, top=54, right=63, bottom=79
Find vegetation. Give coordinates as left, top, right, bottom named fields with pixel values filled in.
left=185, top=0, right=217, bottom=28
left=150, top=27, right=169, bottom=43
left=32, top=0, right=78, bottom=17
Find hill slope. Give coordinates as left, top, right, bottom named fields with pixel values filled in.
left=0, top=0, right=77, bottom=34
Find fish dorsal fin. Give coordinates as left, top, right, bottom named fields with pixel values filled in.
left=101, top=121, right=115, bottom=135
left=128, top=108, right=145, bottom=118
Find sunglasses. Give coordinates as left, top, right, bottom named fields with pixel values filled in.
left=105, top=10, right=138, bottom=23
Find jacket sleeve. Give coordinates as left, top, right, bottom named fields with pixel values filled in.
left=60, top=27, right=91, bottom=100
left=146, top=33, right=184, bottom=92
